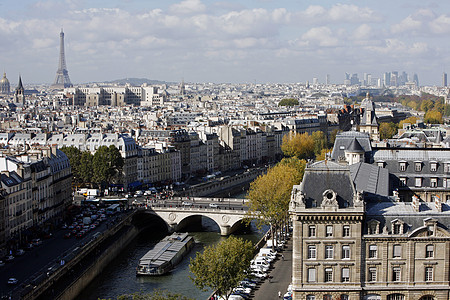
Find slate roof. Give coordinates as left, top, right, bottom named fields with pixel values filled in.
left=299, top=161, right=356, bottom=208
left=331, top=131, right=372, bottom=162
left=365, top=201, right=450, bottom=234
left=349, top=162, right=389, bottom=198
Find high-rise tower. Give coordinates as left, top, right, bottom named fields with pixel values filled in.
left=52, top=29, right=72, bottom=89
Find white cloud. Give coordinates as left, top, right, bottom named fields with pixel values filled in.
left=297, top=4, right=381, bottom=24
left=429, top=14, right=450, bottom=34
left=169, top=0, right=206, bottom=15
left=301, top=27, right=339, bottom=47
left=391, top=15, right=422, bottom=34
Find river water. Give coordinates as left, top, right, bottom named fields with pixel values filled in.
left=77, top=193, right=267, bottom=300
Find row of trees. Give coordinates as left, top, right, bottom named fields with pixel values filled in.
left=60, top=145, right=124, bottom=189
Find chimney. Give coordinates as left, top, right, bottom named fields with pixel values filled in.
left=412, top=195, right=420, bottom=212
left=51, top=144, right=58, bottom=156
left=434, top=195, right=442, bottom=212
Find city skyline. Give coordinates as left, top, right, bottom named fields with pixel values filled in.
left=1, top=0, right=450, bottom=85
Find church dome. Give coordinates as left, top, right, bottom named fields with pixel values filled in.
left=0, top=72, right=10, bottom=95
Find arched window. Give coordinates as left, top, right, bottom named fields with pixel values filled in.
left=323, top=295, right=332, bottom=300
left=306, top=295, right=315, bottom=300
left=419, top=296, right=434, bottom=300
left=387, top=294, right=405, bottom=300
left=364, top=295, right=381, bottom=300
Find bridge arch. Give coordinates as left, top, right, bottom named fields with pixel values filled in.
left=135, top=207, right=247, bottom=236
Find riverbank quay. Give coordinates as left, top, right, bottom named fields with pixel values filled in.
left=18, top=210, right=137, bottom=300
left=177, top=167, right=267, bottom=198
left=250, top=238, right=292, bottom=300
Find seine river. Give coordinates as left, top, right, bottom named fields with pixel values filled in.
left=76, top=194, right=267, bottom=300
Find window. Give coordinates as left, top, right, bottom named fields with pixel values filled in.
left=306, top=295, right=315, bottom=300
left=387, top=294, right=405, bottom=300
left=309, top=226, right=316, bottom=237
left=431, top=178, right=437, bottom=188
left=325, top=245, right=334, bottom=259
left=369, top=245, right=377, bottom=258
left=415, top=177, right=422, bottom=187
left=392, top=267, right=401, bottom=282
left=343, top=225, right=350, bottom=237
left=393, top=223, right=401, bottom=234
left=326, top=225, right=333, bottom=237
left=399, top=162, right=406, bottom=172
left=323, top=295, right=332, bottom=300
left=308, top=268, right=316, bottom=282
left=340, top=295, right=349, bottom=300
left=324, top=268, right=333, bottom=282
left=399, top=177, right=407, bottom=187
left=425, top=267, right=433, bottom=281
left=430, top=162, right=437, bottom=172
left=368, top=267, right=377, bottom=282
left=369, top=223, right=378, bottom=234
left=341, top=267, right=350, bottom=282
left=342, top=245, right=350, bottom=259
left=393, top=244, right=402, bottom=258
left=308, top=245, right=317, bottom=259
left=426, top=244, right=434, bottom=258
left=415, top=162, right=422, bottom=171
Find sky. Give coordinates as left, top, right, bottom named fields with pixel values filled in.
left=1, top=0, right=450, bottom=85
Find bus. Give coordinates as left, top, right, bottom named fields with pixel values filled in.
left=106, top=204, right=121, bottom=215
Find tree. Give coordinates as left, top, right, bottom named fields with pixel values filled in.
left=92, top=145, right=124, bottom=189
left=79, top=151, right=94, bottom=186
left=424, top=110, right=443, bottom=124
left=379, top=122, right=398, bottom=140
left=247, top=160, right=305, bottom=248
left=60, top=146, right=82, bottom=185
left=328, top=128, right=340, bottom=148
left=189, top=236, right=254, bottom=300
left=281, top=132, right=315, bottom=160
left=278, top=98, right=299, bottom=106
left=316, top=148, right=332, bottom=161
left=311, top=131, right=327, bottom=157
left=398, top=116, right=418, bottom=129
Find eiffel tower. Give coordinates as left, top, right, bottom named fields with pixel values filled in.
left=51, top=29, right=72, bottom=89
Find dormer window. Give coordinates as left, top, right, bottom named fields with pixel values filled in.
left=430, top=162, right=437, bottom=172
left=391, top=220, right=404, bottom=235
left=399, top=177, right=407, bottom=187
left=377, top=161, right=385, bottom=168
left=431, top=178, right=437, bottom=188
left=415, top=161, right=422, bottom=172
left=399, top=162, right=407, bottom=172
left=368, top=220, right=380, bottom=235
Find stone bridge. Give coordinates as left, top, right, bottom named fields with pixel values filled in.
left=135, top=197, right=249, bottom=235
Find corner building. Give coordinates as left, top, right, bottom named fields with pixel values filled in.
left=290, top=161, right=448, bottom=300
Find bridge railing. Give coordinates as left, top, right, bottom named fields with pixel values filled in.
left=136, top=205, right=248, bottom=213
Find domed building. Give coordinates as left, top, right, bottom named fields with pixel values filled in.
left=0, top=72, right=10, bottom=95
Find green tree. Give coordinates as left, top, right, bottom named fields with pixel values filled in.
left=92, top=145, right=124, bottom=188
left=328, top=128, right=340, bottom=148
left=379, top=122, right=398, bottom=140
left=278, top=98, right=299, bottom=106
left=281, top=132, right=315, bottom=160
left=79, top=151, right=94, bottom=185
left=424, top=110, right=443, bottom=124
left=311, top=131, right=327, bottom=157
left=189, top=236, right=254, bottom=300
left=316, top=148, right=332, bottom=161
left=420, top=99, right=434, bottom=112
left=60, top=146, right=82, bottom=185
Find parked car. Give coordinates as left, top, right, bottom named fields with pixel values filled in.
left=15, top=249, right=25, bottom=256
left=5, top=255, right=14, bottom=262
left=7, top=278, right=18, bottom=285
left=209, top=203, right=219, bottom=208
left=31, top=238, right=42, bottom=246
left=63, top=232, right=72, bottom=239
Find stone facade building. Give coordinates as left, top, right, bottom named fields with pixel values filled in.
left=290, top=161, right=450, bottom=300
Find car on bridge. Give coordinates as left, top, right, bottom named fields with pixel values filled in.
left=182, top=201, right=193, bottom=207
left=7, top=277, right=18, bottom=285
left=209, top=203, right=220, bottom=209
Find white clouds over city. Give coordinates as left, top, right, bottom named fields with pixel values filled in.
left=0, top=0, right=449, bottom=85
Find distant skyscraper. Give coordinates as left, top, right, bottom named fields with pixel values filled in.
left=383, top=72, right=391, bottom=87
left=443, top=72, right=447, bottom=87
left=312, top=77, right=318, bottom=85
left=52, top=29, right=72, bottom=89
left=325, top=74, right=330, bottom=85
left=413, top=74, right=419, bottom=87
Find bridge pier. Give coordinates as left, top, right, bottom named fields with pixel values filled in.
left=220, top=225, right=232, bottom=236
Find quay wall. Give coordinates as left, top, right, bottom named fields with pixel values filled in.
left=58, top=224, right=139, bottom=300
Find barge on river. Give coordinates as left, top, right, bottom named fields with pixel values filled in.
left=136, top=232, right=194, bottom=276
